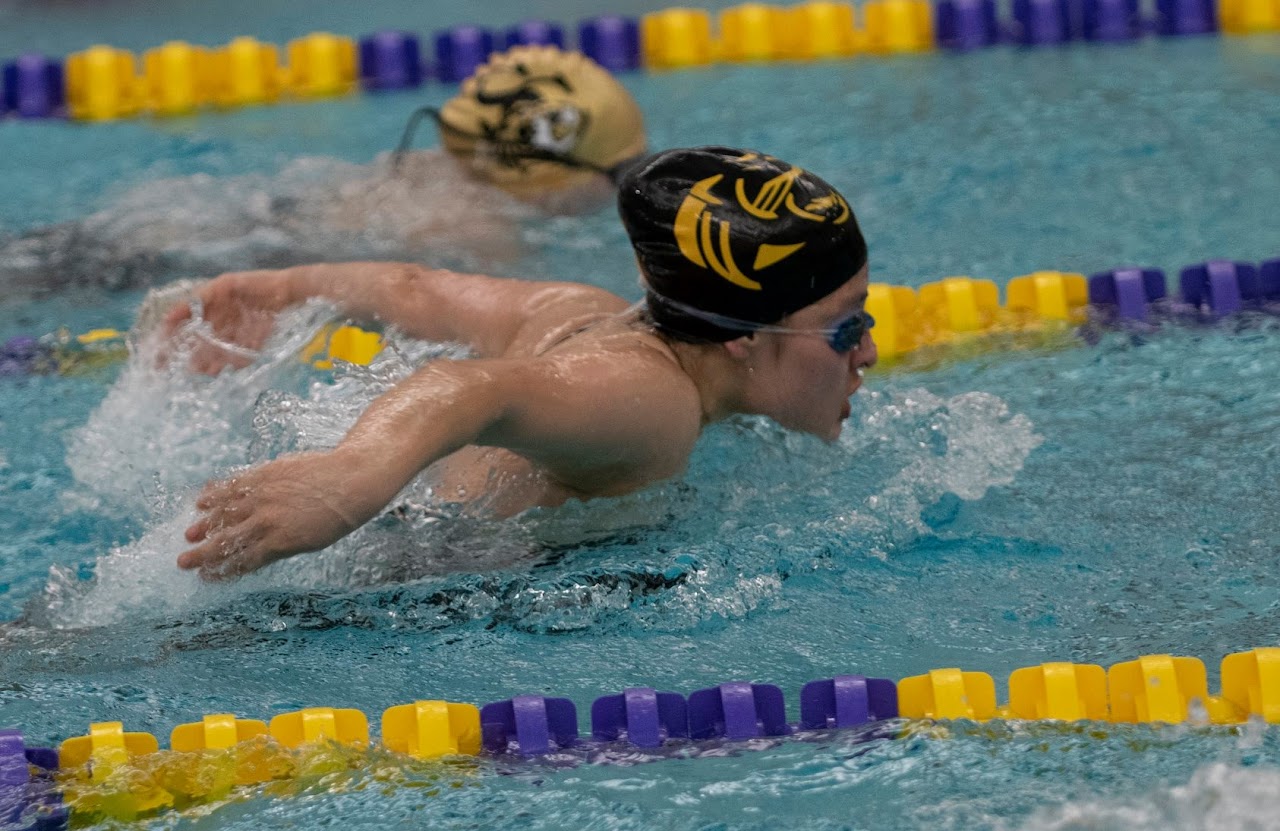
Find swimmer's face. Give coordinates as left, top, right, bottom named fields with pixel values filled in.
left=744, top=266, right=877, bottom=441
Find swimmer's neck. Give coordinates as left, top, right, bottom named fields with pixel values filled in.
left=664, top=338, right=751, bottom=426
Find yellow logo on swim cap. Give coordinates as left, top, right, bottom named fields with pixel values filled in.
left=674, top=174, right=761, bottom=290
left=672, top=156, right=853, bottom=291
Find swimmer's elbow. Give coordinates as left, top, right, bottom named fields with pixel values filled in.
left=385, top=264, right=437, bottom=309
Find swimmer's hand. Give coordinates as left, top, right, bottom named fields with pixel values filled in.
left=163, top=270, right=296, bottom=375
left=177, top=449, right=382, bottom=581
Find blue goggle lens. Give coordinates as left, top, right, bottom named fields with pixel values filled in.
left=828, top=310, right=875, bottom=353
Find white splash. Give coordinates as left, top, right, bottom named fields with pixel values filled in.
left=1021, top=762, right=1280, bottom=831
left=832, top=388, right=1044, bottom=553
left=49, top=293, right=525, bottom=627
left=43, top=505, right=215, bottom=629
left=0, top=152, right=537, bottom=296
left=64, top=297, right=338, bottom=517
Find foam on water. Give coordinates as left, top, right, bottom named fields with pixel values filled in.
left=4, top=35, right=1280, bottom=829
left=40, top=288, right=1045, bottom=634
left=1023, top=761, right=1280, bottom=831
left=831, top=388, right=1044, bottom=557
left=0, top=151, right=537, bottom=298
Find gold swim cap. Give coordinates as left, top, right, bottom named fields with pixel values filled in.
left=437, top=46, right=647, bottom=198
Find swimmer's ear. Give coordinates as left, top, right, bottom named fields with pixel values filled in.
left=722, top=335, right=756, bottom=361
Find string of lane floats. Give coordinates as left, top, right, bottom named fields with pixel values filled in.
left=3, top=0, right=1280, bottom=122
left=3, top=258, right=1280, bottom=828
left=5, top=256, right=1280, bottom=378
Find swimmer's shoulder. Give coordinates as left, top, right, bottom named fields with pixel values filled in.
left=522, top=343, right=704, bottom=492
left=505, top=284, right=633, bottom=358
left=553, top=326, right=704, bottom=455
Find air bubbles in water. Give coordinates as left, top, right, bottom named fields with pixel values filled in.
left=829, top=388, right=1043, bottom=557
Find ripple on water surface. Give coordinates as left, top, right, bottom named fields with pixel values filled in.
left=1, top=35, right=1279, bottom=831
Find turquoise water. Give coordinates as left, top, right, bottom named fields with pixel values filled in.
left=3, top=9, right=1280, bottom=829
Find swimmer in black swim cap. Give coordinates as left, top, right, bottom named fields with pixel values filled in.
left=618, top=146, right=872, bottom=347
left=168, top=146, right=877, bottom=581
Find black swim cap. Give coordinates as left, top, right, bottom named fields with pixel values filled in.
left=617, top=146, right=867, bottom=342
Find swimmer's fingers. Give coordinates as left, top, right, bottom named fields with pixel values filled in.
left=177, top=526, right=262, bottom=582
left=190, top=345, right=237, bottom=377
left=180, top=496, right=262, bottom=581
left=162, top=272, right=290, bottom=375
left=195, top=476, right=235, bottom=511
left=199, top=472, right=259, bottom=504
left=176, top=536, right=223, bottom=574
left=181, top=504, right=248, bottom=543
left=184, top=478, right=248, bottom=543
left=162, top=301, right=194, bottom=338
left=179, top=486, right=268, bottom=581
left=184, top=515, right=211, bottom=543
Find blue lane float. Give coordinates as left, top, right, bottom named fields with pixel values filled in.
left=1262, top=258, right=1280, bottom=297
left=1156, top=0, right=1219, bottom=34
left=1180, top=260, right=1262, bottom=316
left=799, top=675, right=899, bottom=730
left=1012, top=0, right=1074, bottom=44
left=480, top=695, right=579, bottom=756
left=1088, top=267, right=1168, bottom=322
left=936, top=0, right=1002, bottom=49
left=1083, top=0, right=1144, bottom=40
left=433, top=26, right=496, bottom=84
left=358, top=30, right=423, bottom=91
left=0, top=337, right=44, bottom=377
left=577, top=15, right=642, bottom=71
left=2, top=54, right=63, bottom=119
left=687, top=682, right=791, bottom=740
left=0, top=730, right=65, bottom=831
left=504, top=19, right=566, bottom=49
left=590, top=688, right=689, bottom=747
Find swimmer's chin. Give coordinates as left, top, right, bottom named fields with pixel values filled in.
left=819, top=400, right=856, bottom=442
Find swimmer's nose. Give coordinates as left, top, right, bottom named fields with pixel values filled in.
left=852, top=331, right=877, bottom=371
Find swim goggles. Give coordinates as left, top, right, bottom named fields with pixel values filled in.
left=391, top=106, right=642, bottom=184
left=645, top=292, right=875, bottom=354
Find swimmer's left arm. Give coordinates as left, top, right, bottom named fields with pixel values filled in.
left=165, top=263, right=626, bottom=373
left=278, top=262, right=628, bottom=357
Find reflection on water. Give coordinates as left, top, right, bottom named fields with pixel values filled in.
left=2, top=37, right=1280, bottom=831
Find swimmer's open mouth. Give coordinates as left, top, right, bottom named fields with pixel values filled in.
left=846, top=366, right=869, bottom=400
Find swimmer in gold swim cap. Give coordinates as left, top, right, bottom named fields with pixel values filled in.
left=393, top=45, right=648, bottom=207
left=166, top=147, right=878, bottom=580
left=0, top=47, right=650, bottom=300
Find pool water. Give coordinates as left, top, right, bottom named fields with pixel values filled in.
left=3, top=7, right=1280, bottom=828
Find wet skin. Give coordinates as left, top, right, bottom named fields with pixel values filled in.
left=165, top=263, right=875, bottom=581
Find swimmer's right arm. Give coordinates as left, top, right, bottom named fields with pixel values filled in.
left=163, top=263, right=625, bottom=373
left=176, top=351, right=689, bottom=580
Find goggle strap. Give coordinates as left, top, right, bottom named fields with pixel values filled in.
left=391, top=106, right=613, bottom=176
left=644, top=290, right=872, bottom=352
